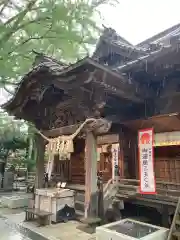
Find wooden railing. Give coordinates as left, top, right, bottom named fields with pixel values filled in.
left=103, top=178, right=113, bottom=196
left=117, top=178, right=180, bottom=204
left=120, top=178, right=180, bottom=188
left=120, top=178, right=180, bottom=192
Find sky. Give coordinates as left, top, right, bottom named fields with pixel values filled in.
left=1, top=0, right=180, bottom=104
left=100, top=0, right=180, bottom=44
left=0, top=88, right=9, bottom=105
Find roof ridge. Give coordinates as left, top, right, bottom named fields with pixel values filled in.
left=101, top=26, right=133, bottom=46
left=32, top=51, right=68, bottom=67
left=136, top=23, right=180, bottom=47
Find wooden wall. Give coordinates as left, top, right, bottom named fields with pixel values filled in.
left=106, top=128, right=180, bottom=184
left=52, top=132, right=140, bottom=185
left=121, top=129, right=138, bottom=179
left=52, top=138, right=86, bottom=184
left=53, top=156, right=71, bottom=181
left=97, top=152, right=112, bottom=182
left=154, top=146, right=180, bottom=183
left=69, top=132, right=136, bottom=184
left=70, top=134, right=122, bottom=184
left=121, top=130, right=180, bottom=183
left=70, top=138, right=85, bottom=184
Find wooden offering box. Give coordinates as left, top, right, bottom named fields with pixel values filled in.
left=35, top=188, right=75, bottom=222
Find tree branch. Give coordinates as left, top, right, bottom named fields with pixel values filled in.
left=0, top=0, right=38, bottom=44
left=0, top=79, right=19, bottom=86
left=9, top=0, right=22, bottom=11
left=7, top=36, right=57, bottom=56
left=3, top=85, right=15, bottom=95
left=92, top=0, right=118, bottom=8
left=0, top=0, right=9, bottom=16
left=17, top=16, right=51, bottom=32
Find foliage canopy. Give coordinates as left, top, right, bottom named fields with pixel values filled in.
left=0, top=0, right=117, bottom=90
left=0, top=0, right=118, bottom=170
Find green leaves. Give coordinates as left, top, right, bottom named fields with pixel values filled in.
left=0, top=110, right=28, bottom=166
left=0, top=110, right=27, bottom=142
left=0, top=0, right=118, bottom=88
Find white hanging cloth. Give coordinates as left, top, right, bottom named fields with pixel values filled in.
left=36, top=118, right=97, bottom=180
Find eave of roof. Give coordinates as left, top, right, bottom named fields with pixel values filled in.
left=2, top=56, right=130, bottom=112
left=3, top=24, right=180, bottom=115
left=137, top=23, right=180, bottom=47
left=116, top=41, right=178, bottom=72
left=93, top=27, right=147, bottom=59
left=1, top=55, right=69, bottom=110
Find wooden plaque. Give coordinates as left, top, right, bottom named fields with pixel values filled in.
left=97, top=134, right=119, bottom=145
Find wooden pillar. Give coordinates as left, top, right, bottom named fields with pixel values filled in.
left=84, top=131, right=98, bottom=218
left=34, top=133, right=45, bottom=189
left=97, top=173, right=104, bottom=220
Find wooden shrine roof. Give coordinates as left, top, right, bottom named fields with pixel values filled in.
left=136, top=23, right=180, bottom=48
left=117, top=40, right=179, bottom=72
left=94, top=24, right=180, bottom=71
left=3, top=23, right=180, bottom=131
left=93, top=27, right=147, bottom=64
left=2, top=53, right=145, bottom=130
left=3, top=55, right=142, bottom=112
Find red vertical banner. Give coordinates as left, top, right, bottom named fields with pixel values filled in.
left=138, top=128, right=156, bottom=194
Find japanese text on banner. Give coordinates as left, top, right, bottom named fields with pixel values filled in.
left=138, top=129, right=156, bottom=194
left=112, top=143, right=119, bottom=180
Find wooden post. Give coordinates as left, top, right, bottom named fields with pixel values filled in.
left=97, top=172, right=104, bottom=220
left=84, top=131, right=98, bottom=218
left=35, top=133, right=45, bottom=190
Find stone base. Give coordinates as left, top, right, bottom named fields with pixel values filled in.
left=1, top=196, right=30, bottom=209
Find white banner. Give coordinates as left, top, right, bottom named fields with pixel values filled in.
left=111, top=143, right=119, bottom=180
left=138, top=129, right=156, bottom=194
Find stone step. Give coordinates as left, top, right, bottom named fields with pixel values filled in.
left=75, top=200, right=85, bottom=212
left=80, top=217, right=101, bottom=225
left=173, top=231, right=180, bottom=238
left=176, top=219, right=180, bottom=226
left=75, top=192, right=85, bottom=202
left=75, top=210, right=84, bottom=219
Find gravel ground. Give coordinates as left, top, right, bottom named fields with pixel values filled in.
left=0, top=216, right=48, bottom=240
left=1, top=216, right=31, bottom=240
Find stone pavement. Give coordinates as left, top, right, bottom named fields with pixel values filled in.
left=0, top=207, right=96, bottom=240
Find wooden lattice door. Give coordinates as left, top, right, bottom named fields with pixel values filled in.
left=53, top=155, right=71, bottom=182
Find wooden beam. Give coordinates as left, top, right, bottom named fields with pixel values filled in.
left=44, top=127, right=119, bottom=146
left=88, top=58, right=126, bottom=82
left=42, top=118, right=112, bottom=138
left=97, top=134, right=119, bottom=145
left=53, top=72, right=89, bottom=90
left=92, top=77, right=142, bottom=102
left=53, top=58, right=144, bottom=103
left=43, top=124, right=82, bottom=137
